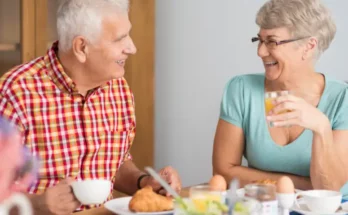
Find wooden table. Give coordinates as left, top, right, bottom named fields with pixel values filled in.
left=75, top=187, right=190, bottom=215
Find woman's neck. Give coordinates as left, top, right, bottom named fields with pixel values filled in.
left=265, top=70, right=325, bottom=99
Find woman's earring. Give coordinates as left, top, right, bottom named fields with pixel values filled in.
left=302, top=52, right=307, bottom=60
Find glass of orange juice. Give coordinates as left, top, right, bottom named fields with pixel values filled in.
left=189, top=185, right=226, bottom=213
left=265, top=91, right=291, bottom=127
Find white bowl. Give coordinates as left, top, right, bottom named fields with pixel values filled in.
left=71, top=179, right=111, bottom=205
left=295, top=190, right=342, bottom=213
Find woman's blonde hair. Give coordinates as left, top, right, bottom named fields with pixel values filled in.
left=256, top=0, right=336, bottom=59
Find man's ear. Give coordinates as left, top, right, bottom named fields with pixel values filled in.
left=302, top=37, right=318, bottom=60
left=72, top=36, right=89, bottom=63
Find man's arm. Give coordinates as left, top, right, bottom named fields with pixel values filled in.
left=113, top=160, right=182, bottom=196
left=19, top=178, right=80, bottom=215
left=113, top=160, right=149, bottom=195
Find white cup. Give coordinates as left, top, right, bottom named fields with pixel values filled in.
left=295, top=190, right=342, bottom=213
left=0, top=193, right=32, bottom=215
left=71, top=179, right=111, bottom=205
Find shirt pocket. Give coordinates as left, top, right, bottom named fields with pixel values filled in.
left=92, top=128, right=133, bottom=179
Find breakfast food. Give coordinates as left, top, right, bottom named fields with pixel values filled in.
left=129, top=186, right=173, bottom=212
left=253, top=179, right=277, bottom=185
left=277, top=176, right=295, bottom=193
left=209, top=175, right=227, bottom=191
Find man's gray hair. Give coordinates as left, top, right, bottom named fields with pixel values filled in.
left=256, top=0, right=336, bottom=60
left=57, top=0, right=129, bottom=52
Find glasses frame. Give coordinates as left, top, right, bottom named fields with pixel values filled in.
left=251, top=36, right=311, bottom=49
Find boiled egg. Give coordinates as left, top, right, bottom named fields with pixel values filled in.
left=277, top=176, right=295, bottom=193
left=209, top=175, right=227, bottom=191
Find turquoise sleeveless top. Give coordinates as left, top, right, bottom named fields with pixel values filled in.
left=219, top=73, right=348, bottom=198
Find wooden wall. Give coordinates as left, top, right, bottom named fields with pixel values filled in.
left=125, top=0, right=155, bottom=170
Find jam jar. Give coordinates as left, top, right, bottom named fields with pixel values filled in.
left=244, top=183, right=278, bottom=215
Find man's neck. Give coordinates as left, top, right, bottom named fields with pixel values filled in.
left=57, top=51, right=100, bottom=97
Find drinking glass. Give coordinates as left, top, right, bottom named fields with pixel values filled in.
left=265, top=91, right=292, bottom=127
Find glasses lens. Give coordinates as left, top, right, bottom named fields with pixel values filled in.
left=266, top=41, right=277, bottom=49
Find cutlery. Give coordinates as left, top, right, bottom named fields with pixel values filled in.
left=144, top=167, right=188, bottom=209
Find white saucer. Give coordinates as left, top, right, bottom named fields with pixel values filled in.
left=291, top=199, right=347, bottom=215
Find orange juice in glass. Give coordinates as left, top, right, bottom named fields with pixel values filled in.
left=189, top=185, right=226, bottom=213
left=265, top=91, right=291, bottom=126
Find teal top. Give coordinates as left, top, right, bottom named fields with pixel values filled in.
left=219, top=73, right=348, bottom=197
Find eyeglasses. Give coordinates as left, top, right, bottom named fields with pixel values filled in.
left=251, top=36, right=310, bottom=50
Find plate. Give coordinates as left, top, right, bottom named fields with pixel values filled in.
left=290, top=199, right=347, bottom=215
left=104, top=197, right=174, bottom=215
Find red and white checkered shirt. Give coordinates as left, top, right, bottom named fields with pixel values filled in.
left=0, top=42, right=136, bottom=210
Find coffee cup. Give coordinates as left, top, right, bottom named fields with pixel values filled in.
left=295, top=190, right=342, bottom=213
left=71, top=179, right=111, bottom=205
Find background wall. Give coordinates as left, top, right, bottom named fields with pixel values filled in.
left=0, top=0, right=20, bottom=73
left=155, top=0, right=348, bottom=187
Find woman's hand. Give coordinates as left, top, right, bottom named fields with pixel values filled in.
left=266, top=94, right=330, bottom=133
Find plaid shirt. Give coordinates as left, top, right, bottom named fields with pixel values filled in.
left=0, top=42, right=136, bottom=210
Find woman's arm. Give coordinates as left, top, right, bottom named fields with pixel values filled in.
left=265, top=92, right=348, bottom=191
left=311, top=117, right=348, bottom=190
left=212, top=119, right=312, bottom=189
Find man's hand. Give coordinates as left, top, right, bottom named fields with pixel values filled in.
left=141, top=166, right=182, bottom=196
left=30, top=178, right=80, bottom=215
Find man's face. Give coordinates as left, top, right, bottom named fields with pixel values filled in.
left=85, top=12, right=136, bottom=83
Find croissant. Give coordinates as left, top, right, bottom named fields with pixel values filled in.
left=129, top=186, right=174, bottom=212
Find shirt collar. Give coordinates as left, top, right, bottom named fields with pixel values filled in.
left=44, top=41, right=79, bottom=94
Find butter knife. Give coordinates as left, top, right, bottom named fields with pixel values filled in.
left=144, top=166, right=187, bottom=209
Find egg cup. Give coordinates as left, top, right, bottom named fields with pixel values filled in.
left=277, top=193, right=295, bottom=215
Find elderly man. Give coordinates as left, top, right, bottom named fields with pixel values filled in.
left=0, top=0, right=181, bottom=214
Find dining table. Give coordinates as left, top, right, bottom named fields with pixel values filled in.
left=74, top=186, right=326, bottom=215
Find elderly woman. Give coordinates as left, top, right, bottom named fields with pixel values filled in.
left=213, top=0, right=348, bottom=195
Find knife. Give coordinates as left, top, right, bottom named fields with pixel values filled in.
left=144, top=166, right=180, bottom=198
left=144, top=166, right=187, bottom=209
